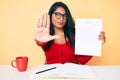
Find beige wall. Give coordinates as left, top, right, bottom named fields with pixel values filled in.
left=0, top=0, right=120, bottom=66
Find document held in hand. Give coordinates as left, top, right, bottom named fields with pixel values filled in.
left=75, top=18, right=103, bottom=56
left=28, top=63, right=96, bottom=79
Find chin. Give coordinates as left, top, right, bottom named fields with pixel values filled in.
left=55, top=25, right=64, bottom=29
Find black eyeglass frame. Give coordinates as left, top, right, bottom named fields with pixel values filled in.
left=53, top=12, right=66, bottom=20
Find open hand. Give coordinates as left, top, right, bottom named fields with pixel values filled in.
left=35, top=13, right=60, bottom=43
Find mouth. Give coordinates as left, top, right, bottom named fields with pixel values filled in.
left=57, top=22, right=64, bottom=26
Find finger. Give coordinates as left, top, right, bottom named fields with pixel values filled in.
left=37, top=18, right=41, bottom=27
left=100, top=31, right=105, bottom=35
left=98, top=35, right=105, bottom=43
left=42, top=12, right=47, bottom=27
left=98, top=31, right=105, bottom=38
left=38, top=13, right=44, bottom=28
left=98, top=36, right=104, bottom=40
left=35, top=26, right=44, bottom=32
left=98, top=34, right=103, bottom=38
left=49, top=35, right=61, bottom=40
left=46, top=14, right=50, bottom=31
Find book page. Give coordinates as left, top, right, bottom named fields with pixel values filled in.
left=28, top=63, right=96, bottom=79
left=75, top=18, right=102, bottom=56
left=29, top=63, right=63, bottom=77
left=62, top=63, right=96, bottom=78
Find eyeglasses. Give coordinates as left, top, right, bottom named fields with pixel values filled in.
left=53, top=12, right=66, bottom=20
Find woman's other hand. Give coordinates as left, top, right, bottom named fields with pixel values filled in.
left=98, top=31, right=106, bottom=44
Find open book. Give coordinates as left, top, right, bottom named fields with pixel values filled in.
left=28, top=63, right=96, bottom=79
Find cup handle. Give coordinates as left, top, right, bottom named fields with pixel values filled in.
left=11, top=60, right=17, bottom=68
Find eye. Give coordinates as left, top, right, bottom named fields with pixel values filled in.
left=55, top=12, right=60, bottom=16
left=53, top=12, right=66, bottom=20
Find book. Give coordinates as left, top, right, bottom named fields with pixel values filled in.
left=28, top=63, right=96, bottom=80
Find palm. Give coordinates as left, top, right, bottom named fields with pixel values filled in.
left=35, top=13, right=60, bottom=42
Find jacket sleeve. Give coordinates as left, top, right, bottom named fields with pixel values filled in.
left=77, top=55, right=93, bottom=65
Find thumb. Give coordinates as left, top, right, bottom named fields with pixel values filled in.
left=49, top=35, right=61, bottom=40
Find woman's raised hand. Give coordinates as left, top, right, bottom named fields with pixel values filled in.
left=35, top=13, right=60, bottom=43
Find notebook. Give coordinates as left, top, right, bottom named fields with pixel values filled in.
left=28, top=63, right=96, bottom=80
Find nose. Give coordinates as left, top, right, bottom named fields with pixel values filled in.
left=60, top=16, right=64, bottom=20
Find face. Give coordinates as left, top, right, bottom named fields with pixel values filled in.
left=52, top=6, right=66, bottom=29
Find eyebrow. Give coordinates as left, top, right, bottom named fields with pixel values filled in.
left=54, top=12, right=66, bottom=15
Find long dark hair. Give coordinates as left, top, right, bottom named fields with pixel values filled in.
left=44, top=1, right=75, bottom=51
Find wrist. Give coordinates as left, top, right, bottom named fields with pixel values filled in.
left=34, top=39, right=43, bottom=44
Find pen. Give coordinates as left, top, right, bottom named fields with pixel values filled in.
left=36, top=67, right=57, bottom=74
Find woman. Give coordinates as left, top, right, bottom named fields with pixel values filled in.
left=35, top=2, right=105, bottom=64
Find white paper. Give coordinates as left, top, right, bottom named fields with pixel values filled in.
left=28, top=63, right=96, bottom=79
left=75, top=18, right=102, bottom=56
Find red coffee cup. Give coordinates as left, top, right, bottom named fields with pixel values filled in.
left=11, top=56, right=28, bottom=72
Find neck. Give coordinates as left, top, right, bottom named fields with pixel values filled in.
left=53, top=27, right=67, bottom=44
left=54, top=27, right=64, bottom=35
